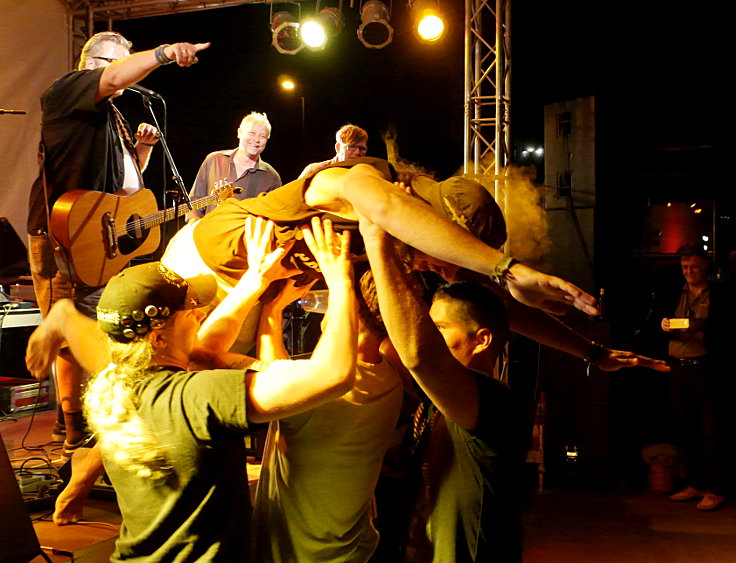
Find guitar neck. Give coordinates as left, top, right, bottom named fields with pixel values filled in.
left=144, top=193, right=223, bottom=228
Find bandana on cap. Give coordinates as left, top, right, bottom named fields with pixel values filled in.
left=411, top=174, right=507, bottom=250
left=96, top=262, right=217, bottom=342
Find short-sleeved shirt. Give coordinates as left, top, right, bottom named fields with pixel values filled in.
left=27, top=68, right=125, bottom=234
left=253, top=356, right=403, bottom=562
left=105, top=367, right=251, bottom=562
left=409, top=373, right=529, bottom=562
left=192, top=157, right=395, bottom=286
left=188, top=150, right=282, bottom=218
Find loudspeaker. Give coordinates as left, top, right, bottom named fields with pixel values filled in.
left=0, top=217, right=29, bottom=282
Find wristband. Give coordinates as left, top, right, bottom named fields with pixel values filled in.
left=138, top=141, right=156, bottom=146
left=154, top=44, right=173, bottom=65
left=492, top=255, right=519, bottom=287
left=583, top=341, right=606, bottom=376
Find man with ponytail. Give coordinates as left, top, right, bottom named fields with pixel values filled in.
left=26, top=217, right=358, bottom=561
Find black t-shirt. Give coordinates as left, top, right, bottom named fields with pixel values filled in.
left=27, top=68, right=125, bottom=234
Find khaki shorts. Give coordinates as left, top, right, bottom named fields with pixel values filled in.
left=27, top=233, right=102, bottom=319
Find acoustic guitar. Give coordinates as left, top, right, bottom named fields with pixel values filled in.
left=50, top=181, right=238, bottom=287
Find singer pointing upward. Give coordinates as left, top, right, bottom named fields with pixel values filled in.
left=26, top=31, right=210, bottom=454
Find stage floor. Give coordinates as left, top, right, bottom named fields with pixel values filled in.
left=1, top=407, right=261, bottom=562
left=3, top=407, right=736, bottom=562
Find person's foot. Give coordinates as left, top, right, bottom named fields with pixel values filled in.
left=670, top=486, right=706, bottom=501
left=53, top=443, right=104, bottom=526
left=62, top=434, right=95, bottom=459
left=51, top=422, right=66, bottom=443
left=697, top=492, right=725, bottom=511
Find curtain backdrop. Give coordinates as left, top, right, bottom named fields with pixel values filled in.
left=0, top=0, right=69, bottom=251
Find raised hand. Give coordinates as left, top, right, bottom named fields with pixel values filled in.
left=243, top=216, right=292, bottom=283
left=301, top=217, right=353, bottom=289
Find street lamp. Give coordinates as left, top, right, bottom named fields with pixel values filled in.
left=278, top=74, right=305, bottom=138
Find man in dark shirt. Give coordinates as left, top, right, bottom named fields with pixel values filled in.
left=26, top=30, right=209, bottom=452
left=661, top=247, right=729, bottom=510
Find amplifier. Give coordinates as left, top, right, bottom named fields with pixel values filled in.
left=0, top=377, right=49, bottom=413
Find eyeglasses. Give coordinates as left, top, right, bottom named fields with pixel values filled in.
left=91, top=56, right=119, bottom=63
left=343, top=144, right=368, bottom=153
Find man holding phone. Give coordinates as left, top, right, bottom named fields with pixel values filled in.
left=661, top=247, right=729, bottom=510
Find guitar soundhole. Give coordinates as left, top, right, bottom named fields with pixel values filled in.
left=118, top=214, right=149, bottom=255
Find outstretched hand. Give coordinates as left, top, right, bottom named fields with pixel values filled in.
left=301, top=217, right=353, bottom=289
left=505, top=262, right=599, bottom=316
left=164, top=42, right=210, bottom=67
left=597, top=349, right=671, bottom=372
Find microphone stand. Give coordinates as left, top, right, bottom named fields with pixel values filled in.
left=139, top=95, right=192, bottom=237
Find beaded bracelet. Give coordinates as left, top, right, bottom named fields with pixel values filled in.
left=155, top=44, right=173, bottom=65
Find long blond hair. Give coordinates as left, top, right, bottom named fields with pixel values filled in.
left=84, top=338, right=174, bottom=481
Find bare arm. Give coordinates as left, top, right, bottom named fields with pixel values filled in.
left=360, top=221, right=481, bottom=430
left=305, top=164, right=597, bottom=316
left=195, top=217, right=288, bottom=354
left=26, top=300, right=110, bottom=379
left=460, top=269, right=670, bottom=372
left=245, top=218, right=358, bottom=423
left=257, top=279, right=313, bottom=362
left=96, top=41, right=210, bottom=102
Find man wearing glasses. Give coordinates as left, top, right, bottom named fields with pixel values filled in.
left=26, top=30, right=209, bottom=454
left=298, top=123, right=369, bottom=179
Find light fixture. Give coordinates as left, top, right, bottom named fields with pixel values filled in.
left=409, top=0, right=446, bottom=42
left=358, top=0, right=393, bottom=49
left=301, top=6, right=341, bottom=50
left=270, top=4, right=303, bottom=55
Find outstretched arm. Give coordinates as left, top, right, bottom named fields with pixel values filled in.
left=245, top=218, right=358, bottom=422
left=305, top=164, right=598, bottom=316
left=96, top=41, right=210, bottom=102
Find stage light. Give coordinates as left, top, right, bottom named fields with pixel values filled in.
left=271, top=7, right=303, bottom=55
left=301, top=7, right=340, bottom=50
left=409, top=0, right=445, bottom=42
left=357, top=0, right=393, bottom=49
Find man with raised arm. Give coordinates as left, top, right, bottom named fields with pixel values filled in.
left=26, top=30, right=209, bottom=451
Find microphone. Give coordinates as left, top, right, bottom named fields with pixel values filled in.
left=127, top=84, right=163, bottom=100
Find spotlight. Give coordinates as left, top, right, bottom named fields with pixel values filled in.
left=358, top=0, right=393, bottom=49
left=271, top=7, right=303, bottom=55
left=409, top=0, right=446, bottom=42
left=301, top=7, right=341, bottom=50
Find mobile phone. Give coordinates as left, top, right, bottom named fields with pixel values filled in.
left=669, top=318, right=690, bottom=329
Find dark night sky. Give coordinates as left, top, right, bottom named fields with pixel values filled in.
left=114, top=1, right=728, bottom=181
left=112, top=1, right=728, bottom=205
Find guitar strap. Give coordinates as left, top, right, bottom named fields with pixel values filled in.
left=111, top=103, right=145, bottom=189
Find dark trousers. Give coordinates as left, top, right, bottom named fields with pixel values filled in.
left=667, top=357, right=726, bottom=495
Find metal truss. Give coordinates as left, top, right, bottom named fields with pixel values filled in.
left=463, top=0, right=510, bottom=185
